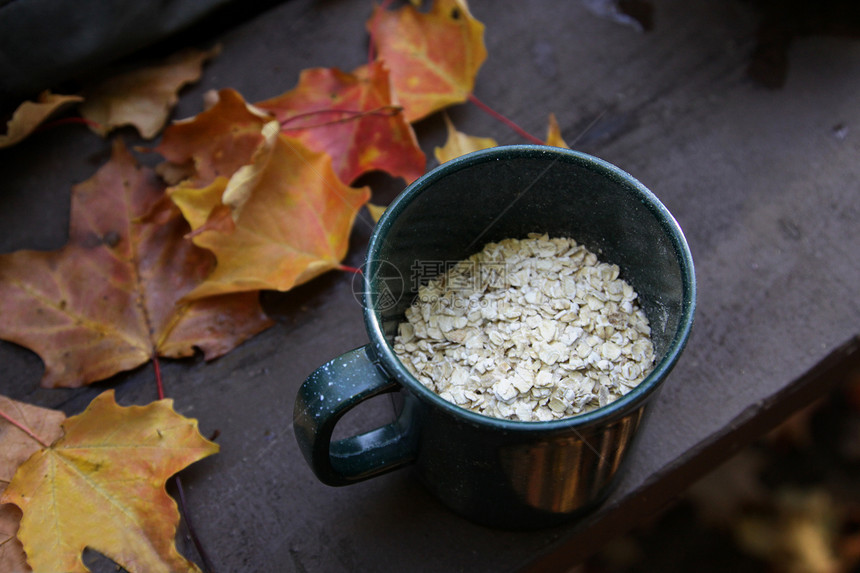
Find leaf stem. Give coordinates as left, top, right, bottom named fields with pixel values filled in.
left=175, top=475, right=217, bottom=573
left=151, top=357, right=215, bottom=572
left=34, top=116, right=102, bottom=133
left=153, top=355, right=165, bottom=400
left=279, top=106, right=402, bottom=131
left=468, top=94, right=544, bottom=145
left=338, top=264, right=363, bottom=275
left=0, top=408, right=50, bottom=448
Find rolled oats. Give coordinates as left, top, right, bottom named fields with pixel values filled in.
left=393, top=234, right=656, bottom=421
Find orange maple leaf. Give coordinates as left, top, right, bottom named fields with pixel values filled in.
left=368, top=0, right=487, bottom=123
left=1, top=390, right=217, bottom=573
left=170, top=122, right=371, bottom=298
left=154, top=88, right=271, bottom=187
left=256, top=60, right=425, bottom=185
left=79, top=46, right=221, bottom=139
left=0, top=141, right=273, bottom=388
left=0, top=396, right=65, bottom=573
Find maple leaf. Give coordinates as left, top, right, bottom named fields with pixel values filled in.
left=0, top=397, right=66, bottom=573
left=368, top=0, right=487, bottom=122
left=433, top=113, right=497, bottom=163
left=1, top=390, right=218, bottom=573
left=735, top=489, right=842, bottom=573
left=170, top=122, right=371, bottom=298
left=0, top=141, right=273, bottom=388
left=154, top=88, right=271, bottom=187
left=79, top=46, right=221, bottom=139
left=366, top=203, right=387, bottom=223
left=0, top=504, right=28, bottom=573
left=256, top=61, right=426, bottom=184
left=545, top=113, right=570, bottom=148
left=0, top=91, right=84, bottom=149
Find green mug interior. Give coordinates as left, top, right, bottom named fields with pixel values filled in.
left=364, top=145, right=696, bottom=427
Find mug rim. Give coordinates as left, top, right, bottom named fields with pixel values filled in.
left=363, top=144, right=696, bottom=430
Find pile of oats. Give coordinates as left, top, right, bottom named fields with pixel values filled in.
left=393, top=233, right=655, bottom=422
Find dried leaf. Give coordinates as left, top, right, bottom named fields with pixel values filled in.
left=170, top=129, right=370, bottom=299
left=735, top=489, right=841, bottom=573
left=154, top=88, right=271, bottom=187
left=545, top=113, right=569, bottom=148
left=368, top=0, right=487, bottom=122
left=0, top=504, right=28, bottom=573
left=367, top=202, right=387, bottom=223
left=1, top=390, right=218, bottom=573
left=0, top=91, right=83, bottom=149
left=433, top=113, right=496, bottom=163
left=79, top=46, right=221, bottom=139
left=257, top=61, right=425, bottom=184
left=0, top=397, right=66, bottom=573
left=0, top=141, right=273, bottom=388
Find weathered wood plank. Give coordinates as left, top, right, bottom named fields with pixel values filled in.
left=1, top=1, right=858, bottom=571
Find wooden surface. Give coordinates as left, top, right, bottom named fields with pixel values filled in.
left=2, top=1, right=860, bottom=571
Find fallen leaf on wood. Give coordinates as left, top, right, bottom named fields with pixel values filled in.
left=0, top=140, right=273, bottom=388
left=367, top=203, right=387, bottom=223
left=257, top=61, right=425, bottom=184
left=368, top=0, right=487, bottom=122
left=0, top=397, right=66, bottom=573
left=434, top=113, right=496, bottom=163
left=545, top=113, right=569, bottom=148
left=154, top=88, right=270, bottom=187
left=170, top=122, right=371, bottom=299
left=1, top=390, right=217, bottom=573
left=79, top=46, right=221, bottom=139
left=0, top=91, right=84, bottom=149
left=734, top=488, right=841, bottom=573
left=0, top=504, right=28, bottom=573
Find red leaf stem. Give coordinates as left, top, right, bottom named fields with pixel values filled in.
left=153, top=355, right=165, bottom=400
left=34, top=116, right=102, bottom=133
left=175, top=475, right=216, bottom=573
left=278, top=106, right=402, bottom=131
left=0, top=408, right=50, bottom=448
left=468, top=94, right=544, bottom=145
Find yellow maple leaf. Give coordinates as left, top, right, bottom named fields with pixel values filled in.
left=0, top=91, right=83, bottom=149
left=434, top=113, right=497, bottom=163
left=545, top=113, right=569, bottom=148
left=0, top=397, right=66, bottom=573
left=1, top=391, right=217, bottom=573
left=366, top=202, right=388, bottom=223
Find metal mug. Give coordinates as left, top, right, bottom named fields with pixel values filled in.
left=293, top=145, right=696, bottom=529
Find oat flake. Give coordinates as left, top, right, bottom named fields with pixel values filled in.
left=393, top=234, right=655, bottom=422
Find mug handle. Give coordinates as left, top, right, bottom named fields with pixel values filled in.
left=293, top=345, right=417, bottom=486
